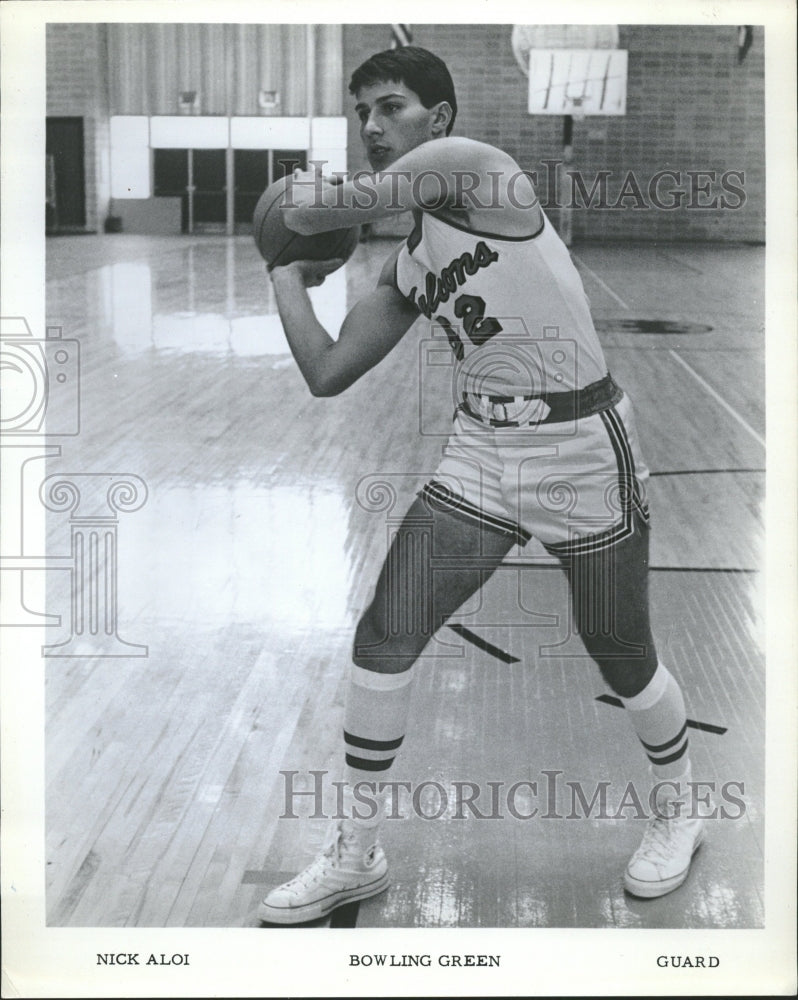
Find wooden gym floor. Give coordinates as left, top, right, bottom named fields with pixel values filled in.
left=43, top=229, right=765, bottom=928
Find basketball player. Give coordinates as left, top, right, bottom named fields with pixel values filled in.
left=258, top=46, right=703, bottom=923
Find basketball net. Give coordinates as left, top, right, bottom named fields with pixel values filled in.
left=570, top=97, right=587, bottom=122
left=512, top=25, right=622, bottom=245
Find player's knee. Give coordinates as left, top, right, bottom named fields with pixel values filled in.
left=594, top=653, right=658, bottom=699
left=352, top=611, right=380, bottom=668
left=574, top=621, right=657, bottom=697
left=352, top=606, right=426, bottom=674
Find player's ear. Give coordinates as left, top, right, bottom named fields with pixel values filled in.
left=430, top=101, right=453, bottom=136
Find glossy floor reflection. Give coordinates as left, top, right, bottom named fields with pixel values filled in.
left=43, top=232, right=765, bottom=927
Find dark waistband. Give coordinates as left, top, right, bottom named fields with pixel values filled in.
left=459, top=373, right=624, bottom=427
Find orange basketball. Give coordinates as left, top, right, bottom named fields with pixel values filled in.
left=253, top=175, right=360, bottom=269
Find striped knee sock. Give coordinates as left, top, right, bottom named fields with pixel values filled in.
left=342, top=665, right=415, bottom=824
left=620, top=662, right=690, bottom=780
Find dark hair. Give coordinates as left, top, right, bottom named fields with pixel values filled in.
left=348, top=46, right=457, bottom=135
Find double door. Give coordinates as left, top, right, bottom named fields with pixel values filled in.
left=153, top=148, right=307, bottom=234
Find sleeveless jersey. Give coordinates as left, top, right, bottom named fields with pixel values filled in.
left=395, top=210, right=609, bottom=397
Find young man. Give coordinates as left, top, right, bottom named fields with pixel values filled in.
left=257, top=46, right=703, bottom=924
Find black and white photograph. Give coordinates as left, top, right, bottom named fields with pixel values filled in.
left=1, top=1, right=796, bottom=997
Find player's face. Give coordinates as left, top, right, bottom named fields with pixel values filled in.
left=354, top=81, right=440, bottom=170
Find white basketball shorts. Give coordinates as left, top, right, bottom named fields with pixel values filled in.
left=421, top=392, right=650, bottom=557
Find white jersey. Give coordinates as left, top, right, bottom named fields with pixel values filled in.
left=395, top=210, right=608, bottom=397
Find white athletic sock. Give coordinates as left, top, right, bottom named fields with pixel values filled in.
left=341, top=664, right=415, bottom=825
left=620, top=662, right=691, bottom=781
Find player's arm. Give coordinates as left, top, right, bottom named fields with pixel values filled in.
left=269, top=248, right=418, bottom=397
left=282, top=137, right=514, bottom=235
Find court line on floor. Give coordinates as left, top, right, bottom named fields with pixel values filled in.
left=450, top=559, right=756, bottom=665
left=595, top=694, right=727, bottom=735
left=498, top=561, right=758, bottom=573
left=447, top=624, right=520, bottom=663
left=668, top=348, right=765, bottom=448
left=606, top=346, right=761, bottom=353
left=571, top=254, right=630, bottom=310
left=447, top=628, right=732, bottom=734
left=649, top=468, right=765, bottom=476
left=572, top=263, right=764, bottom=448
left=652, top=566, right=757, bottom=574
left=654, top=249, right=705, bottom=275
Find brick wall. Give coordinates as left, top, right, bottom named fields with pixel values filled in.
left=343, top=24, right=765, bottom=242
left=46, top=23, right=764, bottom=241
left=46, top=23, right=111, bottom=231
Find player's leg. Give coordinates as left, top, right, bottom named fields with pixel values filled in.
left=563, top=509, right=658, bottom=698
left=258, top=495, right=516, bottom=923
left=352, top=493, right=517, bottom=673
left=561, top=513, right=703, bottom=898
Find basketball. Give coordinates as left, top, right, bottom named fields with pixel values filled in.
left=253, top=175, right=360, bottom=270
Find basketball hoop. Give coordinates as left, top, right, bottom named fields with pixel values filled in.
left=511, top=25, right=626, bottom=117
left=511, top=24, right=620, bottom=76
left=510, top=26, right=625, bottom=245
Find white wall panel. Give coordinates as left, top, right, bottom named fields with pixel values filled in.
left=110, top=116, right=150, bottom=198
left=310, top=117, right=347, bottom=148
left=150, top=117, right=229, bottom=149
left=230, top=117, right=311, bottom=150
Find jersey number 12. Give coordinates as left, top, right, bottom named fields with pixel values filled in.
left=436, top=294, right=503, bottom=361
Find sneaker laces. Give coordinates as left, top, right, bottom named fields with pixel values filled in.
left=282, top=823, right=353, bottom=891
left=635, top=815, right=678, bottom=863
left=636, top=807, right=695, bottom=864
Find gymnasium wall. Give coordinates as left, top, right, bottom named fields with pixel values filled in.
left=46, top=24, right=345, bottom=234
left=104, top=24, right=342, bottom=117
left=45, top=23, right=765, bottom=242
left=46, top=23, right=110, bottom=233
left=343, top=24, right=765, bottom=243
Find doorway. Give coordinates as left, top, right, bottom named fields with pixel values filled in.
left=46, top=118, right=86, bottom=233
left=153, top=147, right=308, bottom=234
left=233, top=149, right=307, bottom=234
left=153, top=148, right=227, bottom=234
left=192, top=149, right=227, bottom=233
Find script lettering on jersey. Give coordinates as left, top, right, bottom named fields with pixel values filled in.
left=410, top=241, right=499, bottom=319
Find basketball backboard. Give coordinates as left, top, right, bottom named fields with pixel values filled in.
left=527, top=49, right=628, bottom=116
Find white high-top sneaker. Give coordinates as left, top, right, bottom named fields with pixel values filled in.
left=624, top=772, right=705, bottom=898
left=258, top=818, right=389, bottom=924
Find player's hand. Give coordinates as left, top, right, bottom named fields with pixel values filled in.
left=270, top=257, right=344, bottom=287
left=292, top=166, right=345, bottom=188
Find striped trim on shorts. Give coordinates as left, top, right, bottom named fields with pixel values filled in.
left=420, top=393, right=650, bottom=557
